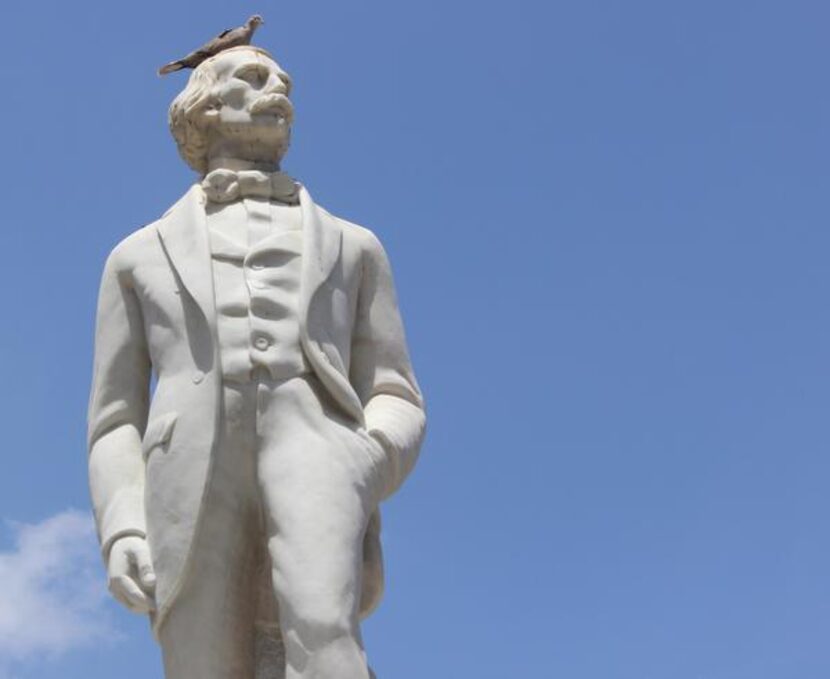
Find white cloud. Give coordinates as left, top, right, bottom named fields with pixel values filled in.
left=0, top=510, right=114, bottom=667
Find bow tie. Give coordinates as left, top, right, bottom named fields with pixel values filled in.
left=201, top=169, right=300, bottom=205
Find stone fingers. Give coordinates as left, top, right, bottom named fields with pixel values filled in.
left=131, top=543, right=157, bottom=593
left=109, top=574, right=156, bottom=614
left=107, top=536, right=157, bottom=614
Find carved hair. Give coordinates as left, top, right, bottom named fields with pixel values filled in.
left=168, top=46, right=276, bottom=175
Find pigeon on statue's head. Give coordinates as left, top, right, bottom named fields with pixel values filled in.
left=158, top=15, right=265, bottom=76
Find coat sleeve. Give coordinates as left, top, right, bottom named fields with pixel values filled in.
left=87, top=245, right=151, bottom=558
left=350, top=232, right=426, bottom=500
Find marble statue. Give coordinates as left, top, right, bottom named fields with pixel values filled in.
left=87, top=44, right=425, bottom=679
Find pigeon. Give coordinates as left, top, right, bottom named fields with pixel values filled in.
left=158, top=15, right=265, bottom=76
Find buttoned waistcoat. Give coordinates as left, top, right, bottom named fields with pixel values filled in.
left=209, top=224, right=309, bottom=382
left=87, top=184, right=425, bottom=630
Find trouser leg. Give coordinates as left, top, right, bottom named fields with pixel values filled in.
left=256, top=376, right=381, bottom=679
left=158, top=383, right=265, bottom=679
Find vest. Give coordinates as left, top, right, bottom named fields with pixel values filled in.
left=207, top=199, right=309, bottom=383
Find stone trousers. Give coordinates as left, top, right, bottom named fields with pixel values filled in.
left=157, top=372, right=384, bottom=679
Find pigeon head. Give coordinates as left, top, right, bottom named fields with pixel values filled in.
left=169, top=46, right=293, bottom=175
left=248, top=15, right=265, bottom=28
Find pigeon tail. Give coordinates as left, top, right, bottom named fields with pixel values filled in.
left=158, top=61, right=185, bottom=76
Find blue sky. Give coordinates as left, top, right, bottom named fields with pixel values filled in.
left=1, top=0, right=829, bottom=677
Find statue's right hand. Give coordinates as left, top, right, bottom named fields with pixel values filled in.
left=107, top=535, right=156, bottom=614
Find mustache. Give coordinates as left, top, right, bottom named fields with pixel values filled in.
left=249, top=93, right=294, bottom=122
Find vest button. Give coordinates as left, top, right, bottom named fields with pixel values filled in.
left=192, top=371, right=205, bottom=384
left=254, top=337, right=270, bottom=351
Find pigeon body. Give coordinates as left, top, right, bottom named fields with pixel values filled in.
left=158, top=15, right=264, bottom=76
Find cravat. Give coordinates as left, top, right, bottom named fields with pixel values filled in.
left=201, top=169, right=300, bottom=205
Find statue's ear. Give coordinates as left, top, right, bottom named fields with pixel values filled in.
left=200, top=97, right=222, bottom=123
left=202, top=105, right=220, bottom=122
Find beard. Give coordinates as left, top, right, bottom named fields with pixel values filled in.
left=200, top=93, right=294, bottom=167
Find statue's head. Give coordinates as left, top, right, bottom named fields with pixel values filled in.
left=169, top=46, right=293, bottom=175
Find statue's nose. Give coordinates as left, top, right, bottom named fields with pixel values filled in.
left=274, top=73, right=293, bottom=96
left=265, top=79, right=288, bottom=96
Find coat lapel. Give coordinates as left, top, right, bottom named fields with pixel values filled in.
left=156, top=185, right=217, bottom=332
left=297, top=187, right=364, bottom=423
left=298, top=185, right=342, bottom=317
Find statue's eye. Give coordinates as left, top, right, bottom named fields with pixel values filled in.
left=234, top=65, right=267, bottom=87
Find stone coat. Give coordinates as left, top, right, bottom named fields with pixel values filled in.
left=87, top=184, right=425, bottom=630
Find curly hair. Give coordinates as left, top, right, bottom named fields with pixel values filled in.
left=168, top=46, right=276, bottom=175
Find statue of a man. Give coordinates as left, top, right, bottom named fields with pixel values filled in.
left=87, top=45, right=425, bottom=678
